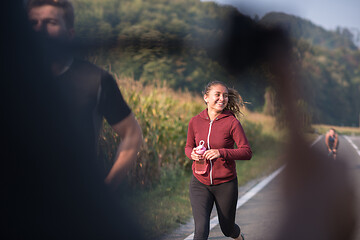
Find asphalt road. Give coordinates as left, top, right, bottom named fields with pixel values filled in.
left=164, top=135, right=360, bottom=240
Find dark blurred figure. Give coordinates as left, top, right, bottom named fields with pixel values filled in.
left=26, top=0, right=142, bottom=190
left=207, top=10, right=357, bottom=240
left=268, top=44, right=356, bottom=240
left=2, top=0, right=143, bottom=239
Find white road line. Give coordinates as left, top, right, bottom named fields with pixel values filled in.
left=236, top=166, right=285, bottom=209
left=344, top=136, right=360, bottom=157
left=311, top=135, right=323, bottom=147
left=184, top=167, right=285, bottom=240
left=184, top=136, right=321, bottom=240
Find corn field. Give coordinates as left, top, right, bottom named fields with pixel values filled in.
left=98, top=75, right=204, bottom=187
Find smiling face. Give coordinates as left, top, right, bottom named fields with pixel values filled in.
left=29, top=5, right=74, bottom=40
left=204, top=84, right=229, bottom=113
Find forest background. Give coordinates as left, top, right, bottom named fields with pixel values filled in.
left=70, top=0, right=360, bottom=238
left=73, top=0, right=360, bottom=126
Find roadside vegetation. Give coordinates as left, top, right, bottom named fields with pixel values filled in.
left=313, top=124, right=360, bottom=136
left=74, top=0, right=360, bottom=127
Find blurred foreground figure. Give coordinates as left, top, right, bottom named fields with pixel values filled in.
left=267, top=32, right=356, bottom=240
left=2, top=0, right=143, bottom=239
left=209, top=12, right=357, bottom=240
left=27, top=0, right=142, bottom=190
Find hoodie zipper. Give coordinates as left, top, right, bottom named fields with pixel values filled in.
left=207, top=120, right=214, bottom=185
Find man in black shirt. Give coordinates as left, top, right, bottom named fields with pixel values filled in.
left=27, top=0, right=142, bottom=191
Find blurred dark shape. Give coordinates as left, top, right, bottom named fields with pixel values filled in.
left=206, top=10, right=291, bottom=75
left=1, top=1, right=143, bottom=239
left=204, top=9, right=357, bottom=240
left=269, top=36, right=357, bottom=240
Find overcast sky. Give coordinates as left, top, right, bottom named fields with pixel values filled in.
left=203, top=0, right=360, bottom=31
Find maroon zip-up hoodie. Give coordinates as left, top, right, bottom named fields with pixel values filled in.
left=185, top=109, right=252, bottom=185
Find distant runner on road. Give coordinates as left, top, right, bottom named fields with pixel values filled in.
left=325, top=128, right=339, bottom=160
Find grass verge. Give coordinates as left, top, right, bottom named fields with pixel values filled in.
left=125, top=169, right=193, bottom=240
left=305, top=124, right=360, bottom=144
left=236, top=136, right=284, bottom=186
left=312, top=124, right=360, bottom=136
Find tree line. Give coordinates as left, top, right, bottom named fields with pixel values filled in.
left=72, top=0, right=360, bottom=126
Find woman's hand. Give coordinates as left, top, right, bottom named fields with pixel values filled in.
left=191, top=148, right=204, bottom=161
left=203, top=149, right=220, bottom=160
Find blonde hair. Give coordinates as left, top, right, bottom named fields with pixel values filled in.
left=203, top=81, right=244, bottom=118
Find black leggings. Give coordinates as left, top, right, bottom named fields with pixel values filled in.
left=189, top=175, right=240, bottom=240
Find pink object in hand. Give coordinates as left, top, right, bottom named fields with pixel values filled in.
left=195, top=140, right=207, bottom=174
left=195, top=140, right=206, bottom=155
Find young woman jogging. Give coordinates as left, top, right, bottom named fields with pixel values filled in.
left=185, top=81, right=252, bottom=240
